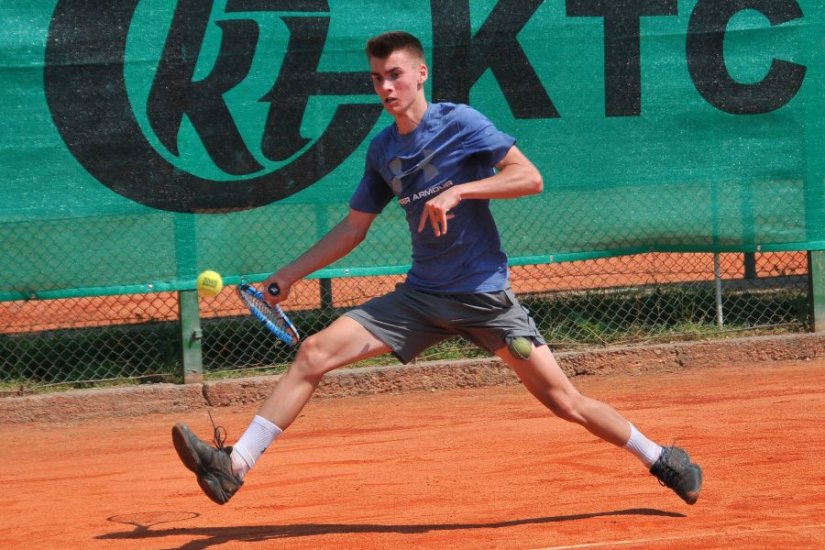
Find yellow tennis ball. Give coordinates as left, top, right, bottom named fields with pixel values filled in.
left=196, top=270, right=223, bottom=298
left=507, top=336, right=532, bottom=360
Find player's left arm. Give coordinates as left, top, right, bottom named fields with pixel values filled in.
left=417, top=145, right=543, bottom=237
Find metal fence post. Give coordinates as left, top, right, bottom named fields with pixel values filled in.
left=713, top=253, right=724, bottom=327
left=316, top=205, right=334, bottom=311
left=808, top=250, right=825, bottom=332
left=320, top=278, right=333, bottom=311
left=743, top=252, right=757, bottom=279
left=179, top=290, right=204, bottom=383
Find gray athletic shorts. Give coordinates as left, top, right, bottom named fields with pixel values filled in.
left=344, top=283, right=546, bottom=364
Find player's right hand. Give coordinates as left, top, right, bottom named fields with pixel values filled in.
left=262, top=274, right=291, bottom=306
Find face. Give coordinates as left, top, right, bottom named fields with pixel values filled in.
left=369, top=48, right=427, bottom=117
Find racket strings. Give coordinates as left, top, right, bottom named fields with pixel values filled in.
left=238, top=284, right=300, bottom=346
left=249, top=293, right=295, bottom=335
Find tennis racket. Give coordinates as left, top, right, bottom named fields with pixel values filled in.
left=237, top=283, right=300, bottom=346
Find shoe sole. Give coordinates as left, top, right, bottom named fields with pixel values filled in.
left=684, top=465, right=703, bottom=505
left=197, top=473, right=230, bottom=505
left=172, top=423, right=202, bottom=474
left=172, top=423, right=235, bottom=505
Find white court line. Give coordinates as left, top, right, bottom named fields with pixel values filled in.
left=534, top=522, right=825, bottom=550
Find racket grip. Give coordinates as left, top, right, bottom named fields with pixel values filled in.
left=267, top=283, right=281, bottom=297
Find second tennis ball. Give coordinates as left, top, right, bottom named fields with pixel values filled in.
left=507, top=336, right=532, bottom=360
left=196, top=270, right=224, bottom=298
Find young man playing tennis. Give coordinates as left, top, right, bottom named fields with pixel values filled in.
left=173, top=31, right=702, bottom=506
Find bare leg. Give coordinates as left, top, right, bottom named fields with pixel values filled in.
left=497, top=343, right=631, bottom=446
left=257, top=316, right=391, bottom=429
left=497, top=343, right=702, bottom=505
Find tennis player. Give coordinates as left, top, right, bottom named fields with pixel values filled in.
left=173, top=31, right=702, bottom=506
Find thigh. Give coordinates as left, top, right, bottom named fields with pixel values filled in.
left=496, top=343, right=579, bottom=398
left=304, top=315, right=393, bottom=371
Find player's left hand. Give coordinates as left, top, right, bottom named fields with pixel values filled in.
left=418, top=188, right=458, bottom=237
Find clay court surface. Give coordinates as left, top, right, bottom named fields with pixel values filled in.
left=3, top=358, right=825, bottom=549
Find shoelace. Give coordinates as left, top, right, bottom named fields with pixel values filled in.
left=657, top=463, right=681, bottom=488
left=655, top=448, right=685, bottom=488
left=207, top=410, right=227, bottom=450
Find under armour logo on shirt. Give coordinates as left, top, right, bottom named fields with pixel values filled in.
left=389, top=149, right=439, bottom=195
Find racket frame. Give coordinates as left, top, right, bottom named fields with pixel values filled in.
left=237, top=283, right=300, bottom=346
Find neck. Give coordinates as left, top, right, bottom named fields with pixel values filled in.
left=395, top=98, right=428, bottom=135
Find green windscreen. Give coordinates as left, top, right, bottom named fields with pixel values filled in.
left=1, top=1, right=823, bottom=299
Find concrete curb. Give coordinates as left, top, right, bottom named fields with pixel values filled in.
left=2, top=332, right=823, bottom=423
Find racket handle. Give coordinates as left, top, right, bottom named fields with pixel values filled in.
left=267, top=283, right=281, bottom=297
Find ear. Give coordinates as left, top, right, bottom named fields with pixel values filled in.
left=418, top=63, right=429, bottom=85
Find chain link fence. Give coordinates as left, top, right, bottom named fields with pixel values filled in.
left=0, top=251, right=809, bottom=394
left=2, top=1, right=821, bottom=399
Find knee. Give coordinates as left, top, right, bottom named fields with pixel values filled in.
left=544, top=391, right=588, bottom=425
left=291, top=334, right=336, bottom=381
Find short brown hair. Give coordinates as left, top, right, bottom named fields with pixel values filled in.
left=365, top=31, right=424, bottom=61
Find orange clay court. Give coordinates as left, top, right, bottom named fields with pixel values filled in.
left=2, top=358, right=825, bottom=549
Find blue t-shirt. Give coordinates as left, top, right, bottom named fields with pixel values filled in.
left=349, top=102, right=516, bottom=293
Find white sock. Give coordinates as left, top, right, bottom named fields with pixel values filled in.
left=624, top=423, right=663, bottom=469
left=230, top=415, right=283, bottom=479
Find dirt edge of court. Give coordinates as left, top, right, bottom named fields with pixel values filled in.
left=3, top=332, right=823, bottom=423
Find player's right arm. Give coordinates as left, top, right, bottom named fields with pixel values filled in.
left=263, top=208, right=377, bottom=304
